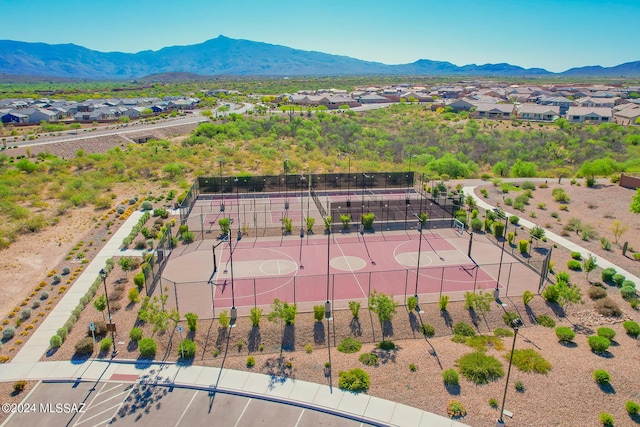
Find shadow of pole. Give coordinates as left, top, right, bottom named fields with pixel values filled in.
left=416, top=311, right=443, bottom=370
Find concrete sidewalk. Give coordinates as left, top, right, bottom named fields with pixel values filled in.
left=463, top=186, right=640, bottom=284
left=11, top=211, right=145, bottom=363
left=0, top=359, right=469, bottom=427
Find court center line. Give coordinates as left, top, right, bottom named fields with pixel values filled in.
left=294, top=409, right=306, bottom=427
left=332, top=237, right=367, bottom=299
left=175, top=390, right=199, bottom=427
left=233, top=399, right=253, bottom=427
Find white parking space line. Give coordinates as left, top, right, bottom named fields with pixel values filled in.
left=86, top=390, right=130, bottom=409
left=294, top=409, right=305, bottom=427
left=174, top=391, right=199, bottom=427
left=74, top=402, right=122, bottom=426
left=97, top=384, right=123, bottom=396
left=233, top=399, right=253, bottom=427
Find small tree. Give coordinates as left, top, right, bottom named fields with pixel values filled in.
left=218, top=217, right=231, bottom=236
left=94, top=294, right=107, bottom=322
left=267, top=299, right=297, bottom=326
left=119, top=257, right=132, bottom=277
left=305, top=217, right=315, bottom=232
left=610, top=220, right=628, bottom=244
left=583, top=254, right=597, bottom=281
left=348, top=300, right=361, bottom=318
left=250, top=307, right=262, bottom=327
left=368, top=290, right=398, bottom=340
left=340, top=214, right=351, bottom=231
left=323, top=216, right=332, bottom=233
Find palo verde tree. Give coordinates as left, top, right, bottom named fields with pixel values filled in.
left=583, top=254, right=598, bottom=281
left=368, top=290, right=398, bottom=340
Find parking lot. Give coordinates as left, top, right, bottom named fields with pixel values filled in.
left=3, top=381, right=367, bottom=427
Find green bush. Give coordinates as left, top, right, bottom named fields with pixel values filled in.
left=471, top=218, right=483, bottom=231
left=128, top=287, right=139, bottom=304
left=377, top=340, right=396, bottom=350
left=442, top=368, right=459, bottom=386
left=74, top=337, right=94, bottom=355
left=129, top=327, right=142, bottom=341
left=246, top=356, right=256, bottom=368
left=359, top=352, right=378, bottom=366
left=140, top=201, right=153, bottom=211
left=518, top=239, right=529, bottom=254
left=593, top=369, right=611, bottom=384
left=313, top=305, right=325, bottom=322
left=626, top=401, right=640, bottom=415
left=50, top=335, right=62, bottom=348
left=494, top=328, right=514, bottom=337
left=133, top=272, right=145, bottom=289
left=446, top=400, right=467, bottom=418
left=594, top=298, right=622, bottom=317
left=588, top=335, right=610, bottom=352
left=599, top=413, right=614, bottom=426
left=337, top=337, right=362, bottom=354
left=597, top=327, right=616, bottom=341
left=456, top=351, right=504, bottom=384
left=493, top=222, right=505, bottom=238
left=56, top=326, right=68, bottom=341
left=100, top=338, right=113, bottom=352
left=250, top=307, right=262, bottom=327
left=438, top=295, right=450, bottom=311
left=509, top=215, right=520, bottom=225
left=542, top=284, right=560, bottom=303
left=407, top=295, right=418, bottom=311
left=530, top=226, right=545, bottom=239
left=139, top=337, right=157, bottom=358
left=338, top=368, right=370, bottom=392
left=613, top=274, right=626, bottom=287
left=507, top=349, right=552, bottom=374
left=570, top=251, right=582, bottom=260
left=536, top=314, right=556, bottom=328
left=623, top=320, right=640, bottom=337
left=420, top=323, right=435, bottom=338
left=589, top=286, right=607, bottom=300
left=522, top=290, right=534, bottom=305
left=567, top=260, right=582, bottom=271
left=453, top=322, right=476, bottom=337
left=185, top=312, right=198, bottom=332
left=348, top=300, right=361, bottom=318
left=555, top=326, right=575, bottom=342
left=601, top=268, right=617, bottom=283
left=178, top=339, right=196, bottom=359
left=2, top=326, right=15, bottom=340
left=218, top=310, right=230, bottom=328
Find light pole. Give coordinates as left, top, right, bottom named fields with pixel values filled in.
left=497, top=318, right=524, bottom=426
left=219, top=158, right=225, bottom=214
left=234, top=177, right=239, bottom=225
left=325, top=216, right=332, bottom=321
left=412, top=214, right=426, bottom=308
left=99, top=269, right=117, bottom=358
left=284, top=157, right=289, bottom=211
left=345, top=153, right=351, bottom=207
left=495, top=212, right=509, bottom=300
left=229, top=228, right=241, bottom=326
left=300, top=175, right=306, bottom=228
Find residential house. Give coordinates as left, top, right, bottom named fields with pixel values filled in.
left=357, top=94, right=391, bottom=104
left=613, top=107, right=640, bottom=125
left=566, top=106, right=612, bottom=123
left=1, top=110, right=28, bottom=124
left=538, top=96, right=574, bottom=115
left=473, top=103, right=515, bottom=119
left=517, top=104, right=560, bottom=121
left=444, top=98, right=475, bottom=112
left=20, top=108, right=62, bottom=123
left=576, top=97, right=615, bottom=109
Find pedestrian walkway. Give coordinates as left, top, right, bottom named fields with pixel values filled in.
left=0, top=359, right=469, bottom=427
left=463, top=186, right=640, bottom=284
left=11, top=211, right=145, bottom=363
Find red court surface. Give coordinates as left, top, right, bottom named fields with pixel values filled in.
left=159, top=229, right=537, bottom=318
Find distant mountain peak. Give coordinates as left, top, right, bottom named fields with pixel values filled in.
left=0, top=37, right=638, bottom=79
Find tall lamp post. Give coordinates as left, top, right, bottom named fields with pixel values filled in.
left=229, top=228, right=241, bottom=326
left=412, top=214, right=426, bottom=310
left=324, top=216, right=332, bottom=321
left=219, top=158, right=225, bottom=214
left=99, top=269, right=117, bottom=358
left=497, top=318, right=524, bottom=426
left=284, top=157, right=289, bottom=211
left=345, top=153, right=351, bottom=207
left=495, top=211, right=509, bottom=300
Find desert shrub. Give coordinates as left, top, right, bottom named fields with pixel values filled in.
left=589, top=286, right=608, bottom=300
left=246, top=356, right=256, bottom=368
left=593, top=369, right=611, bottom=384
left=518, top=239, right=529, bottom=253
left=567, top=260, right=582, bottom=271
left=62, top=267, right=71, bottom=275
left=507, top=348, right=552, bottom=374
left=133, top=272, right=145, bottom=289
left=594, top=297, right=622, bottom=317
left=626, top=401, right=640, bottom=415
left=502, top=312, right=522, bottom=327
left=50, top=335, right=62, bottom=348
left=471, top=218, right=483, bottom=231
left=250, top=307, right=262, bottom=327
left=40, top=291, right=49, bottom=300
left=494, top=328, right=514, bottom=337
left=140, top=201, right=153, bottom=211
left=129, top=327, right=142, bottom=341
left=453, top=322, right=476, bottom=337
left=305, top=343, right=313, bottom=353
left=377, top=340, right=396, bottom=350
left=181, top=231, right=194, bottom=244
left=13, top=380, right=27, bottom=393
left=338, top=368, right=370, bottom=392
left=597, top=327, right=616, bottom=341
left=348, top=300, right=361, bottom=318
left=613, top=274, right=626, bottom=287
left=359, top=352, right=378, bottom=366
left=337, top=337, right=362, bottom=354
left=218, top=310, right=230, bottom=328
left=407, top=295, right=418, bottom=311
left=588, top=335, right=610, bottom=352
left=2, top=326, right=16, bottom=340
left=420, top=323, right=435, bottom=338
left=313, top=305, right=325, bottom=322
left=139, top=337, right=157, bottom=358
left=530, top=226, right=545, bottom=239
left=599, top=413, right=614, bottom=426
left=74, top=337, right=94, bottom=355
left=570, top=251, right=582, bottom=260
left=601, top=268, right=617, bottom=283
left=31, top=301, right=40, bottom=309
left=536, top=314, right=556, bottom=328
left=20, top=309, right=31, bottom=320
left=555, top=326, right=576, bottom=342
left=409, top=364, right=418, bottom=372
left=552, top=188, right=570, bottom=202
left=543, top=285, right=561, bottom=303
left=522, top=290, right=534, bottom=305
left=442, top=368, right=459, bottom=386
left=513, top=201, right=525, bottom=211
left=515, top=381, right=525, bottom=392
left=92, top=321, right=107, bottom=335
left=493, top=222, right=505, bottom=238
left=185, top=312, right=198, bottom=332
left=446, top=400, right=467, bottom=418
left=600, top=237, right=611, bottom=251
left=128, top=287, right=139, bottom=304
left=100, top=337, right=113, bottom=352
left=178, top=339, right=196, bottom=358
left=438, top=295, right=450, bottom=311
left=522, top=181, right=536, bottom=191
left=623, top=321, right=640, bottom=337
left=457, top=351, right=504, bottom=384
left=507, top=232, right=515, bottom=245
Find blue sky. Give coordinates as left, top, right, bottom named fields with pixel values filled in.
left=1, top=0, right=637, bottom=72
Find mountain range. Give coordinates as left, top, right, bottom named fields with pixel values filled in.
left=0, top=35, right=638, bottom=80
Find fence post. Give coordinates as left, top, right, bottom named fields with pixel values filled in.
left=506, top=263, right=513, bottom=297
left=173, top=280, right=179, bottom=315
left=293, top=276, right=296, bottom=304
left=404, top=269, right=409, bottom=303
left=254, top=279, right=257, bottom=308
